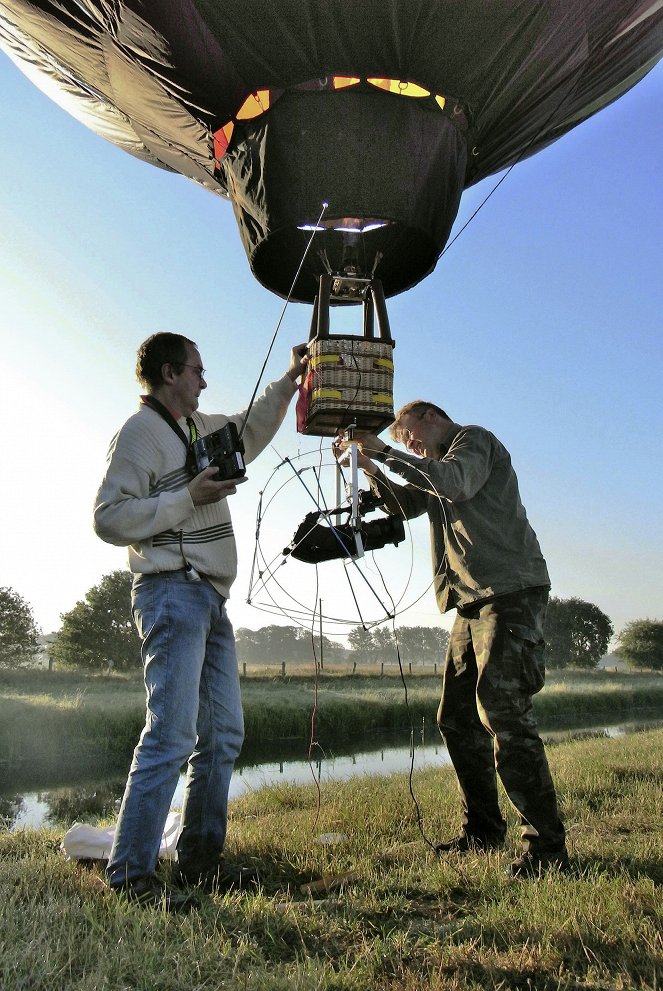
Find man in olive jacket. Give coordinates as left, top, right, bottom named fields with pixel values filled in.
left=337, top=400, right=568, bottom=878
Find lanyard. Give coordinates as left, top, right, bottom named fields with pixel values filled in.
left=141, top=394, right=197, bottom=450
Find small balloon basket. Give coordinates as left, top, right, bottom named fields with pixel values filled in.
left=297, top=275, right=395, bottom=437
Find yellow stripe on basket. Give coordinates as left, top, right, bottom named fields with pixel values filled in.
left=310, top=353, right=342, bottom=368
left=371, top=394, right=394, bottom=405
left=372, top=358, right=394, bottom=370
left=312, top=388, right=343, bottom=401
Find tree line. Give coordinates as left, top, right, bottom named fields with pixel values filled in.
left=1, top=575, right=662, bottom=673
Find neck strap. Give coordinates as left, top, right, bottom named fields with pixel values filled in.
left=140, top=395, right=197, bottom=448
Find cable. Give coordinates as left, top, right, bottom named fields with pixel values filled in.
left=440, top=65, right=592, bottom=260
left=237, top=202, right=329, bottom=442
left=247, top=441, right=458, bottom=854
left=394, top=628, right=439, bottom=854
left=247, top=444, right=447, bottom=630
left=372, top=559, right=439, bottom=853
left=307, top=596, right=324, bottom=828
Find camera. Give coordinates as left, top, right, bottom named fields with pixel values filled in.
left=190, top=422, right=246, bottom=481
left=283, top=499, right=405, bottom=564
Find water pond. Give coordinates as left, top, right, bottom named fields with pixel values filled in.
left=2, top=716, right=661, bottom=832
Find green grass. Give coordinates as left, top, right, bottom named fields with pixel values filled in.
left=1, top=666, right=662, bottom=766
left=1, top=727, right=661, bottom=989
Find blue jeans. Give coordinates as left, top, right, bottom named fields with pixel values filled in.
left=106, top=571, right=244, bottom=886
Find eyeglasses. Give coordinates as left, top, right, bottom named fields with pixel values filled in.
left=398, top=409, right=427, bottom=443
left=177, top=363, right=206, bottom=379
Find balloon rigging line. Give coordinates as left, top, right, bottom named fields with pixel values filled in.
left=440, top=64, right=593, bottom=260
left=247, top=488, right=265, bottom=604
left=237, top=200, right=329, bottom=441
left=353, top=551, right=440, bottom=854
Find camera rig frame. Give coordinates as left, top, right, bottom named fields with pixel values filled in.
left=283, top=428, right=405, bottom=565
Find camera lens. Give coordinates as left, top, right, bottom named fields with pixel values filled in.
left=361, top=516, right=405, bottom=552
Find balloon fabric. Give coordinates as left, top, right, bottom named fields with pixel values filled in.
left=1, top=1, right=661, bottom=301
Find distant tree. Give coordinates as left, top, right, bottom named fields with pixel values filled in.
left=397, top=625, right=450, bottom=663
left=235, top=625, right=342, bottom=664
left=346, top=624, right=450, bottom=664
left=347, top=626, right=376, bottom=659
left=431, top=627, right=451, bottom=656
left=544, top=597, right=613, bottom=669
left=53, top=571, right=140, bottom=671
left=615, top=619, right=663, bottom=671
left=372, top=626, right=396, bottom=656
left=0, top=587, right=40, bottom=667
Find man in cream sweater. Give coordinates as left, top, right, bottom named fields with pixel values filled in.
left=94, top=331, right=306, bottom=909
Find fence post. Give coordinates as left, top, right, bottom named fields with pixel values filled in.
left=281, top=661, right=286, bottom=678
left=242, top=662, right=246, bottom=678
left=352, top=661, right=357, bottom=675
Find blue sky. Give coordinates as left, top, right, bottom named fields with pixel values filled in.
left=0, top=54, right=661, bottom=643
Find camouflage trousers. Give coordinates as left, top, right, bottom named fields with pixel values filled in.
left=437, top=587, right=566, bottom=854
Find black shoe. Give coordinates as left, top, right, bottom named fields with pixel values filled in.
left=506, top=849, right=571, bottom=879
left=435, top=833, right=504, bottom=855
left=109, top=874, right=200, bottom=912
left=174, top=860, right=260, bottom=894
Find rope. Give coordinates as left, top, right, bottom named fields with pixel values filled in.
left=237, top=202, right=328, bottom=441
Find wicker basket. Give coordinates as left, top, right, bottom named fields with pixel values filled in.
left=299, top=336, right=395, bottom=436
left=298, top=275, right=396, bottom=437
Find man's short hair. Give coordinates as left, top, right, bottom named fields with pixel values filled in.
left=389, top=400, right=450, bottom=443
left=136, top=332, right=197, bottom=390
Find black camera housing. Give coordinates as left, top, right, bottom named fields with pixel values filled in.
left=284, top=507, right=405, bottom=564
left=190, top=423, right=246, bottom=481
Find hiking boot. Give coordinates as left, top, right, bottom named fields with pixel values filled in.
left=174, top=859, right=260, bottom=894
left=506, top=849, right=571, bottom=879
left=109, top=874, right=200, bottom=912
left=435, top=833, right=504, bottom=855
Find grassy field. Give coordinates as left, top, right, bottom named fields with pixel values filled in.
left=1, top=666, right=662, bottom=767
left=1, top=665, right=663, bottom=765
left=0, top=726, right=661, bottom=990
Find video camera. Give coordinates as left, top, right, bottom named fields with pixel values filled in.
left=189, top=422, right=246, bottom=481
left=283, top=490, right=405, bottom=564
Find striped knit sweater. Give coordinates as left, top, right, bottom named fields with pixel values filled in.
left=93, top=373, right=297, bottom=598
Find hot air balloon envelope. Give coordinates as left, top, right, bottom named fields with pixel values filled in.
left=1, top=1, right=661, bottom=301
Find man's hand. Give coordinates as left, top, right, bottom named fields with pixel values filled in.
left=189, top=468, right=247, bottom=506
left=354, top=433, right=389, bottom=459
left=287, top=343, right=309, bottom=381
left=333, top=432, right=383, bottom=474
